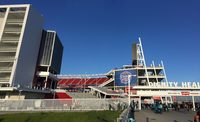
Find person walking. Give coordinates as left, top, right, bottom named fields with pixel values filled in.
left=194, top=109, right=200, bottom=122
left=128, top=100, right=135, bottom=120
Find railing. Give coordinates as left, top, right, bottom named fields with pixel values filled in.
left=0, top=47, right=17, bottom=52
left=9, top=11, right=26, bottom=14
left=6, top=19, right=24, bottom=23
left=98, top=78, right=114, bottom=87
left=138, top=75, right=165, bottom=78
left=0, top=67, right=12, bottom=71
left=1, top=38, right=19, bottom=43
left=117, top=108, right=129, bottom=122
left=0, top=57, right=15, bottom=61
left=0, top=78, right=10, bottom=82
left=1, top=36, right=20, bottom=40
left=0, top=99, right=128, bottom=111
left=4, top=28, right=21, bottom=32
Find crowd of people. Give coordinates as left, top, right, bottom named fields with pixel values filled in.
left=141, top=101, right=200, bottom=113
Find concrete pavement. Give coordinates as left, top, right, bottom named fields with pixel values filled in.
left=135, top=109, right=196, bottom=122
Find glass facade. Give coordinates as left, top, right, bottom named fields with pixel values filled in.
left=38, top=30, right=63, bottom=74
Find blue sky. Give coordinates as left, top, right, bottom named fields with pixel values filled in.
left=1, top=0, right=200, bottom=82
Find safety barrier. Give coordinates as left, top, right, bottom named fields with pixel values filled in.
left=0, top=98, right=128, bottom=111
left=117, top=108, right=129, bottom=122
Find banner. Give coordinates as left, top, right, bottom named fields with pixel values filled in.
left=114, top=69, right=137, bottom=86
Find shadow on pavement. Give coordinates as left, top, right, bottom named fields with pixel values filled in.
left=146, top=117, right=157, bottom=122
left=146, top=117, right=149, bottom=122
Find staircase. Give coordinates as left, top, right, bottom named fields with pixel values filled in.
left=98, top=78, right=114, bottom=87
left=67, top=92, right=97, bottom=98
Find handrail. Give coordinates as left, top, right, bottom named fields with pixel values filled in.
left=0, top=47, right=17, bottom=51
left=0, top=67, right=12, bottom=71
left=117, top=108, right=129, bottom=122
left=0, top=57, right=15, bottom=61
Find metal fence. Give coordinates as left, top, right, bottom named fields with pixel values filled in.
left=0, top=98, right=128, bottom=111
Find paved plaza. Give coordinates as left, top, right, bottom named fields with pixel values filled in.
left=135, top=110, right=196, bottom=122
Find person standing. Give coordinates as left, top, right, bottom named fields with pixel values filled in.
left=128, top=100, right=135, bottom=119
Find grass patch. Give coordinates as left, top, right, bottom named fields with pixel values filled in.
left=0, top=111, right=121, bottom=122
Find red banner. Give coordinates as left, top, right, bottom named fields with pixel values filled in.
left=181, top=91, right=190, bottom=96
left=153, top=96, right=161, bottom=100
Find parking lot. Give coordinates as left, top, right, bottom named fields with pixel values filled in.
left=135, top=110, right=196, bottom=122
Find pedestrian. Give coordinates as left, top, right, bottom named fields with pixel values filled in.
left=109, top=103, right=112, bottom=110
left=130, top=100, right=135, bottom=112
left=194, top=109, right=200, bottom=122
left=129, top=100, right=135, bottom=119
left=178, top=104, right=180, bottom=111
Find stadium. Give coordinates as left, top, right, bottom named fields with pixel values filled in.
left=56, top=38, right=200, bottom=111
left=0, top=3, right=200, bottom=122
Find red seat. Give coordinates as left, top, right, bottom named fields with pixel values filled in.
left=55, top=92, right=72, bottom=99
left=57, top=78, right=110, bottom=88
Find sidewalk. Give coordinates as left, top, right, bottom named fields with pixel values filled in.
left=134, top=110, right=195, bottom=122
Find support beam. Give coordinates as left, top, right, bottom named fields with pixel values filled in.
left=138, top=38, right=150, bottom=85
left=161, top=97, right=164, bottom=104
left=104, top=94, right=106, bottom=99
left=170, top=96, right=173, bottom=104
left=152, top=61, right=159, bottom=83
left=161, top=60, right=168, bottom=83
left=138, top=96, right=142, bottom=110
left=165, top=96, right=168, bottom=105
left=128, top=75, right=131, bottom=106
left=192, top=96, right=196, bottom=111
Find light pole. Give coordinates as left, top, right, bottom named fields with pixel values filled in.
left=128, top=75, right=131, bottom=106
left=128, top=75, right=136, bottom=106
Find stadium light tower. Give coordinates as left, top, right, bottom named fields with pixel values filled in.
left=137, top=37, right=150, bottom=85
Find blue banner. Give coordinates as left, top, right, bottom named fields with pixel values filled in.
left=115, top=69, right=137, bottom=86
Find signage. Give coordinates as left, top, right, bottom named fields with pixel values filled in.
left=173, top=96, right=177, bottom=101
left=181, top=91, right=190, bottom=96
left=153, top=96, right=161, bottom=100
left=115, top=69, right=137, bottom=86
left=167, top=92, right=180, bottom=95
left=125, top=87, right=137, bottom=95
left=149, top=82, right=200, bottom=88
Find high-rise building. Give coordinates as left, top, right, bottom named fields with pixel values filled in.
left=0, top=4, right=44, bottom=88
left=35, top=30, right=63, bottom=90
left=0, top=4, right=63, bottom=99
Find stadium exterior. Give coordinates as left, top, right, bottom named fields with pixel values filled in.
left=57, top=39, right=200, bottom=111
left=0, top=3, right=200, bottom=112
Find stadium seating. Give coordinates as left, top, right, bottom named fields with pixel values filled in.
left=55, top=92, right=72, bottom=99
left=44, top=92, right=72, bottom=99
left=57, top=78, right=109, bottom=88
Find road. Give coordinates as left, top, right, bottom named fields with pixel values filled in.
left=135, top=109, right=196, bottom=122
